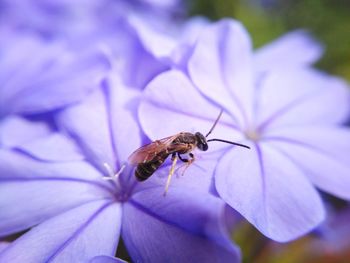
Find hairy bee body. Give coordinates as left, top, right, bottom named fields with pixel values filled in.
left=135, top=150, right=169, bottom=181
left=133, top=133, right=197, bottom=181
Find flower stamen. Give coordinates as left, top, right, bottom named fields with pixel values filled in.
left=102, top=162, right=126, bottom=192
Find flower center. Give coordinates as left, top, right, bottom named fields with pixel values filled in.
left=102, top=163, right=136, bottom=202
left=244, top=129, right=261, bottom=142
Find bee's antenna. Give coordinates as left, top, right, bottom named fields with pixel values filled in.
left=207, top=139, right=250, bottom=149
left=205, top=109, right=223, bottom=137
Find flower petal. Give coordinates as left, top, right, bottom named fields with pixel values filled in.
left=0, top=34, right=110, bottom=116
left=0, top=201, right=121, bottom=263
left=0, top=116, right=51, bottom=148
left=106, top=74, right=143, bottom=163
left=131, top=185, right=232, bottom=246
left=139, top=70, right=242, bottom=143
left=257, top=69, right=350, bottom=130
left=122, top=201, right=240, bottom=263
left=127, top=15, right=176, bottom=59
left=56, top=87, right=116, bottom=173
left=215, top=142, right=325, bottom=241
left=265, top=126, right=350, bottom=200
left=188, top=19, right=255, bottom=128
left=0, top=150, right=112, bottom=236
left=254, top=30, right=323, bottom=71
left=16, top=133, right=85, bottom=162
left=171, top=17, right=210, bottom=68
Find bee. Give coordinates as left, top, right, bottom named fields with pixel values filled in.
left=128, top=110, right=250, bottom=194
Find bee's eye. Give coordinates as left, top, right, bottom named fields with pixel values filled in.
left=195, top=132, right=209, bottom=151
left=202, top=142, right=208, bottom=151
left=197, top=141, right=208, bottom=151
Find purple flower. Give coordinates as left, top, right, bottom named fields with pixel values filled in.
left=0, top=32, right=110, bottom=119
left=0, top=0, right=184, bottom=40
left=138, top=19, right=350, bottom=242
left=0, top=1, right=192, bottom=92
left=0, top=74, right=240, bottom=262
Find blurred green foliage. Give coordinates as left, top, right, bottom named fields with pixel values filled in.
left=232, top=220, right=350, bottom=263
left=190, top=0, right=350, bottom=81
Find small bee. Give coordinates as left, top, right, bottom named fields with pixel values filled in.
left=128, top=110, right=250, bottom=194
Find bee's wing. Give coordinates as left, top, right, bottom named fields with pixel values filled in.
left=128, top=135, right=178, bottom=164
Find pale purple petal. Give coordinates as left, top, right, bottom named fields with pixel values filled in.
left=257, top=69, right=350, bottom=130
left=215, top=143, right=325, bottom=241
left=127, top=15, right=176, bottom=59
left=265, top=126, right=350, bottom=200
left=112, top=23, right=170, bottom=89
left=106, top=73, right=142, bottom=163
left=0, top=116, right=51, bottom=148
left=171, top=16, right=210, bottom=68
left=0, top=201, right=121, bottom=262
left=254, top=30, right=323, bottom=71
left=0, top=150, right=111, bottom=236
left=131, top=185, right=233, bottom=249
left=17, top=133, right=85, bottom=162
left=0, top=149, right=106, bottom=181
left=188, top=19, right=255, bottom=128
left=139, top=70, right=242, bottom=143
left=122, top=201, right=240, bottom=263
left=0, top=34, right=110, bottom=116
left=56, top=88, right=116, bottom=173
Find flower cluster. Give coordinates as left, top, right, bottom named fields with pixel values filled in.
left=0, top=1, right=349, bottom=262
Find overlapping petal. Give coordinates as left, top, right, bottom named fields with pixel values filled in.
left=0, top=150, right=111, bottom=236
left=265, top=126, right=350, bottom=200
left=16, top=133, right=85, bottom=162
left=188, top=19, right=255, bottom=128
left=112, top=23, right=170, bottom=89
left=131, top=184, right=233, bottom=248
left=0, top=116, right=51, bottom=148
left=257, top=69, right=350, bottom=130
left=122, top=201, right=240, bottom=263
left=0, top=34, right=110, bottom=116
left=127, top=15, right=176, bottom=59
left=215, top=143, right=325, bottom=241
left=106, top=74, right=143, bottom=163
left=56, top=88, right=116, bottom=173
left=0, top=201, right=121, bottom=263
left=139, top=70, right=242, bottom=143
left=254, top=30, right=323, bottom=71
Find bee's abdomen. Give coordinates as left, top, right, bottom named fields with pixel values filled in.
left=135, top=152, right=169, bottom=181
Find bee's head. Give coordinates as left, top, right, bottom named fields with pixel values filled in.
left=195, top=132, right=208, bottom=151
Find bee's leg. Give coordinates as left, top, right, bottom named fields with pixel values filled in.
left=180, top=153, right=195, bottom=176
left=178, top=153, right=189, bottom=163
left=164, top=153, right=178, bottom=196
